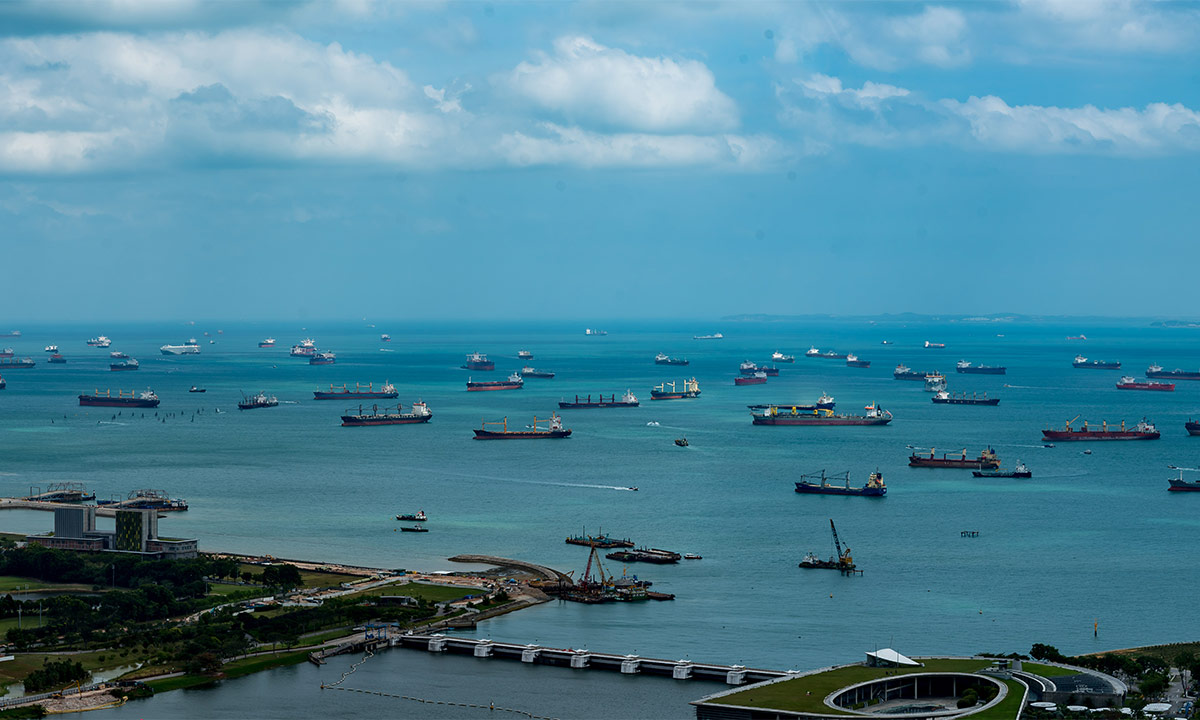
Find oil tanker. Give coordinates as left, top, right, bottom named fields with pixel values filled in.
left=893, top=364, right=928, bottom=380
left=931, top=391, right=999, bottom=406
left=909, top=447, right=999, bottom=469
left=751, top=403, right=891, bottom=426
left=466, top=372, right=523, bottom=392
left=956, top=360, right=1006, bottom=375
left=734, top=372, right=767, bottom=386
left=314, top=382, right=398, bottom=400
left=341, top=401, right=432, bottom=426
left=462, top=352, right=494, bottom=371
left=845, top=354, right=870, bottom=368
left=1073, top=355, right=1120, bottom=369
left=651, top=378, right=700, bottom=400
left=79, top=389, right=160, bottom=408
left=473, top=413, right=571, bottom=439
left=559, top=390, right=639, bottom=408
left=1116, top=377, right=1174, bottom=391
left=1145, top=364, right=1200, bottom=380
left=1042, top=418, right=1159, bottom=441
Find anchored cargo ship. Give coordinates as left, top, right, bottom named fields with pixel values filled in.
left=110, top=358, right=139, bottom=371
left=160, top=339, right=200, bottom=355
left=931, top=390, right=999, bottom=406
left=290, top=339, right=317, bottom=357
left=973, top=462, right=1031, bottom=478
left=654, top=353, right=689, bottom=366
left=86, top=336, right=111, bottom=347
left=258, top=337, right=276, bottom=348
left=772, top=351, right=795, bottom=363
left=751, top=403, right=892, bottom=426
left=238, top=391, right=279, bottom=410
left=1073, top=355, right=1120, bottom=369
left=47, top=353, right=66, bottom=364
left=816, top=393, right=835, bottom=409
left=461, top=352, right=494, bottom=371
left=1116, top=376, right=1174, bottom=391
left=314, top=382, right=398, bottom=400
left=845, top=354, right=870, bottom=368
left=1146, top=364, right=1200, bottom=380
left=1187, top=420, right=1200, bottom=436
left=520, top=366, right=555, bottom=379
left=925, top=341, right=945, bottom=349
left=309, top=351, right=336, bottom=365
left=956, top=360, right=1006, bottom=375
left=0, top=358, right=35, bottom=369
left=1168, top=466, right=1200, bottom=491
left=466, top=372, right=523, bottom=392
left=474, top=413, right=571, bottom=439
left=79, top=389, right=160, bottom=408
left=893, top=364, right=928, bottom=380
left=794, top=470, right=886, bottom=497
left=693, top=333, right=723, bottom=340
left=341, top=401, right=432, bottom=426
left=1042, top=417, right=1159, bottom=441
left=518, top=350, right=533, bottom=359
left=558, top=390, right=639, bottom=408
left=924, top=373, right=947, bottom=392
left=651, top=378, right=700, bottom=400
left=734, top=372, right=768, bottom=386
left=909, top=447, right=999, bottom=469
left=757, top=364, right=779, bottom=376
left=739, top=360, right=759, bottom=376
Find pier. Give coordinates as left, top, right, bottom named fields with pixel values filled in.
left=0, top=498, right=121, bottom=518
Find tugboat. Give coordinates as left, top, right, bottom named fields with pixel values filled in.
left=734, top=371, right=768, bottom=386
left=518, top=349, right=533, bottom=359
left=772, top=351, right=795, bottom=363
left=845, top=354, right=870, bottom=368
left=461, top=352, right=495, bottom=371
left=674, top=438, right=688, bottom=447
left=973, top=462, right=1032, bottom=478
left=654, top=353, right=689, bottom=366
left=651, top=378, right=700, bottom=400
left=558, top=390, right=639, bottom=408
left=795, top=470, right=886, bottom=497
left=110, top=358, right=139, bottom=371
left=931, top=390, right=999, bottom=406
left=924, top=373, right=947, bottom=392
left=1042, top=417, right=1160, bottom=441
left=86, top=336, right=111, bottom=347
left=314, top=382, right=399, bottom=400
left=1186, top=420, right=1200, bottom=436
left=47, top=353, right=67, bottom=364
left=309, top=351, right=336, bottom=365
left=798, top=519, right=857, bottom=574
left=238, top=391, right=279, bottom=410
left=1116, top=376, right=1174, bottom=391
left=79, top=388, right=160, bottom=408
left=473, top=413, right=571, bottom=439
left=258, top=337, right=276, bottom=348
left=520, top=366, right=556, bottom=379
left=396, top=510, right=427, bottom=521
left=341, top=401, right=432, bottom=426
left=909, top=447, right=1000, bottom=469
left=956, top=360, right=1006, bottom=375
left=893, top=364, right=928, bottom=380
left=1145, top=364, right=1200, bottom=380
left=750, top=403, right=892, bottom=426
left=1073, top=355, right=1120, bottom=369
left=1167, top=466, right=1200, bottom=492
left=466, top=372, right=523, bottom=392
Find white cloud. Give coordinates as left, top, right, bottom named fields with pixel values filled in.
left=505, top=35, right=738, bottom=133
left=498, top=123, right=779, bottom=169
left=1013, top=0, right=1198, bottom=53
left=887, top=6, right=970, bottom=68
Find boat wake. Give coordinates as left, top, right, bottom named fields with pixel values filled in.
left=417, top=467, right=634, bottom=492
left=281, top=400, right=301, bottom=404
left=98, top=421, right=128, bottom=426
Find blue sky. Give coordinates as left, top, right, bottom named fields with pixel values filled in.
left=2, top=0, right=1200, bottom=321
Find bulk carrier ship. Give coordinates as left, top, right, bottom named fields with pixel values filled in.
left=466, top=372, right=523, bottom=392
left=908, top=447, right=1000, bottom=469
left=750, top=403, right=891, bottom=426
left=473, top=413, right=571, bottom=439
left=559, top=390, right=639, bottom=408
left=314, top=382, right=398, bottom=400
left=1042, top=417, right=1159, bottom=441
left=79, top=389, right=160, bottom=408
left=650, top=378, right=700, bottom=400
left=341, top=401, right=432, bottom=426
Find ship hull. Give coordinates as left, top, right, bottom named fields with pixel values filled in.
left=1187, top=421, right=1200, bottom=436
left=0, top=361, right=35, bottom=369
left=314, top=391, right=398, bottom=400
left=734, top=377, right=767, bottom=386
left=1147, top=370, right=1200, bottom=380
left=79, top=396, right=160, bottom=408
left=109, top=366, right=139, bottom=371
left=342, top=415, right=432, bottom=426
left=462, top=362, right=495, bottom=371
left=1168, top=479, right=1200, bottom=491
left=473, top=429, right=571, bottom=439
left=650, top=392, right=699, bottom=400
left=956, top=367, right=1006, bottom=375
left=846, top=361, right=871, bottom=368
left=932, top=397, right=1000, bottom=406
left=1074, top=362, right=1120, bottom=369
left=754, top=416, right=890, bottom=426
left=909, top=458, right=1000, bottom=469
left=794, top=483, right=886, bottom=496
left=558, top=401, right=639, bottom=408
left=466, top=383, right=522, bottom=391
left=654, top=360, right=689, bottom=366
left=1117, top=383, right=1174, bottom=391
left=1041, top=430, right=1159, bottom=440
left=521, top=372, right=555, bottom=379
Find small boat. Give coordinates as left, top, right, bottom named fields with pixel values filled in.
left=189, top=386, right=206, bottom=393
left=973, top=462, right=1032, bottom=478
left=400, top=525, right=429, bottom=533
left=397, top=510, right=427, bottom=522
left=1043, top=443, right=1055, bottom=448
left=674, top=438, right=688, bottom=447
left=1083, top=449, right=1093, bottom=455
left=880, top=340, right=893, bottom=345
left=683, top=553, right=702, bottom=560
left=627, top=487, right=638, bottom=492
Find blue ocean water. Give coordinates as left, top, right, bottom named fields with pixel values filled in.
left=1, top=319, right=1197, bottom=671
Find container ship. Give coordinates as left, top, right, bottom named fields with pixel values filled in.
left=314, top=382, right=398, bottom=400
left=1168, top=466, right=1200, bottom=492
left=606, top=548, right=681, bottom=564
left=751, top=403, right=892, bottom=426
left=893, top=364, right=928, bottom=380
left=1146, top=364, right=1200, bottom=380
left=1073, top=355, right=1120, bottom=369
left=110, top=358, right=139, bottom=371
left=559, top=390, right=639, bottom=408
left=931, top=391, right=999, bottom=406
left=0, top=358, right=35, bottom=369
left=466, top=372, right=523, bottom=392
left=734, top=372, right=768, bottom=386
left=461, top=352, right=494, bottom=371
left=845, top=354, right=870, bottom=368
left=79, top=389, right=160, bottom=408
left=341, top=401, right=432, bottom=426
left=258, top=337, right=276, bottom=348
left=160, top=340, right=200, bottom=355
left=565, top=532, right=633, bottom=549
left=47, top=353, right=66, bottom=364
left=771, top=351, right=795, bottom=363
left=651, top=378, right=700, bottom=400
left=909, top=447, right=999, bottom=469
left=520, top=366, right=555, bottom=379
left=654, top=353, right=689, bottom=366
left=1042, top=417, right=1159, bottom=441
left=238, top=391, right=279, bottom=410
left=1116, top=376, right=1174, bottom=391
left=794, top=470, right=886, bottom=497
left=290, top=339, right=316, bottom=357
left=86, top=336, right=111, bottom=347
left=309, top=351, right=336, bottom=365
left=473, top=413, right=571, bottom=439
left=956, top=360, right=1006, bottom=375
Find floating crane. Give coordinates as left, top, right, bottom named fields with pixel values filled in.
left=830, top=519, right=855, bottom=572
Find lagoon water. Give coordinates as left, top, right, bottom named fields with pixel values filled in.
left=1, top=319, right=1198, bottom=702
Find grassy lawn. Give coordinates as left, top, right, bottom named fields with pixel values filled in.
left=234, top=564, right=364, bottom=590
left=146, top=674, right=217, bottom=693
left=0, top=575, right=94, bottom=593
left=1022, top=662, right=1086, bottom=677
left=300, top=627, right=355, bottom=646
left=349, top=581, right=477, bottom=604
left=0, top=650, right=132, bottom=686
left=146, top=650, right=311, bottom=694
left=710, top=659, right=992, bottom=715
left=972, top=677, right=1026, bottom=720
left=1095, top=642, right=1200, bottom=663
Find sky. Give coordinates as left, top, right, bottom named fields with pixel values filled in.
left=3, top=0, right=1200, bottom=322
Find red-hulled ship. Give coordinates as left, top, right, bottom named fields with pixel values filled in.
left=1116, top=376, right=1174, bottom=391
left=467, top=372, right=523, bottom=391
left=559, top=390, right=639, bottom=408
left=1042, top=417, right=1160, bottom=441
left=751, top=403, right=892, bottom=426
left=735, top=372, right=768, bottom=386
left=341, top=401, right=432, bottom=426
left=908, top=447, right=999, bottom=469
left=651, top=378, right=700, bottom=400
left=473, top=413, right=571, bottom=439
left=258, top=337, right=276, bottom=348
left=314, top=382, right=398, bottom=400
left=462, top=352, right=494, bottom=371
left=79, top=389, right=160, bottom=408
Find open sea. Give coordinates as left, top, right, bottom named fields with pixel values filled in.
left=1, top=318, right=1198, bottom=715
